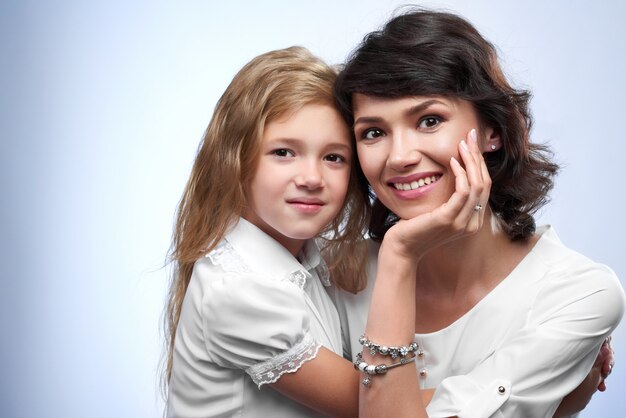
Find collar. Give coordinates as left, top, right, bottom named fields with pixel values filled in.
left=207, top=218, right=330, bottom=288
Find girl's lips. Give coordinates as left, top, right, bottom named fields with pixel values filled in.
left=287, top=198, right=325, bottom=213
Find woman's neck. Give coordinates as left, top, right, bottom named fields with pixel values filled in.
left=415, top=212, right=530, bottom=297
left=412, top=212, right=540, bottom=333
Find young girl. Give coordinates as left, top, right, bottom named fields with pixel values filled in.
left=162, top=46, right=369, bottom=417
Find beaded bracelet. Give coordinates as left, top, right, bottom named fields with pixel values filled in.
left=358, top=335, right=419, bottom=358
left=353, top=352, right=416, bottom=387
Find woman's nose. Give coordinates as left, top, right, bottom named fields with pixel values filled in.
left=387, top=134, right=422, bottom=171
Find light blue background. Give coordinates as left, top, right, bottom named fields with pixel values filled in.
left=1, top=1, right=624, bottom=417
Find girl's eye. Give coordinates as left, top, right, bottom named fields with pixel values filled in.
left=418, top=116, right=441, bottom=129
left=271, top=149, right=294, bottom=158
left=361, top=128, right=385, bottom=140
left=324, top=153, right=346, bottom=163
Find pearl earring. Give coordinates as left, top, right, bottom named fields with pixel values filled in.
left=490, top=144, right=496, bottom=150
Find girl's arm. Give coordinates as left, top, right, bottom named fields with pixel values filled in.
left=553, top=337, right=613, bottom=416
left=271, top=347, right=436, bottom=418
left=271, top=348, right=359, bottom=418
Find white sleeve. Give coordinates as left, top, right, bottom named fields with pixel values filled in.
left=427, top=263, right=625, bottom=418
left=197, top=261, right=321, bottom=387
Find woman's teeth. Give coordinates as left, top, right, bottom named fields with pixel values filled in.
left=394, top=175, right=439, bottom=191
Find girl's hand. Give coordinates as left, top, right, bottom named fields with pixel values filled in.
left=598, top=335, right=615, bottom=392
left=382, top=128, right=492, bottom=261
left=553, top=336, right=615, bottom=417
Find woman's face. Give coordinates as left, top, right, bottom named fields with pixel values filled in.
left=353, top=94, right=492, bottom=220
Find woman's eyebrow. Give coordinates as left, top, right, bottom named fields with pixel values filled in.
left=403, top=99, right=445, bottom=118
left=353, top=99, right=446, bottom=127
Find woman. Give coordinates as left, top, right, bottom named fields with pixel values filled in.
left=332, top=8, right=625, bottom=417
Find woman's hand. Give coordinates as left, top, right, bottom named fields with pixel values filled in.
left=382, top=128, right=492, bottom=261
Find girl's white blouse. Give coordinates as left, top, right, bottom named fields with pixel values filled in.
left=332, top=226, right=625, bottom=418
left=168, top=218, right=342, bottom=417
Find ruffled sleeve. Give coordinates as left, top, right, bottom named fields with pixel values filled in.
left=196, top=257, right=321, bottom=387
left=427, top=261, right=625, bottom=418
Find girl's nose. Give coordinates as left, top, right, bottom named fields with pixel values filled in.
left=295, top=161, right=324, bottom=189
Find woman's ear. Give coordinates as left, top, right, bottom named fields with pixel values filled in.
left=483, top=127, right=502, bottom=152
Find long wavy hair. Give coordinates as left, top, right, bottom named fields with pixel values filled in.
left=334, top=8, right=559, bottom=241
left=161, top=46, right=370, bottom=395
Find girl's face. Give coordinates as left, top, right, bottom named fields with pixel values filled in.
left=244, top=103, right=352, bottom=255
left=353, top=94, right=493, bottom=220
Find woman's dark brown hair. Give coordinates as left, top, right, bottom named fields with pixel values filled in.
left=334, top=8, right=559, bottom=241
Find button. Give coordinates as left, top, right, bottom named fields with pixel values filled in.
left=498, top=386, right=506, bottom=394
left=419, top=368, right=427, bottom=377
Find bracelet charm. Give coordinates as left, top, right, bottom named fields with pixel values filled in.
left=353, top=352, right=417, bottom=387
left=358, top=335, right=419, bottom=358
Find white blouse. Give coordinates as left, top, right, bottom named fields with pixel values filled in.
left=168, top=218, right=342, bottom=418
left=333, top=226, right=625, bottom=418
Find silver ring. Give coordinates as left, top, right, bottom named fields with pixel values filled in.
left=474, top=204, right=483, bottom=212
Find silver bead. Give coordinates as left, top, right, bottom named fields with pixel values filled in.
left=366, top=365, right=377, bottom=375
left=362, top=377, right=371, bottom=387
left=498, top=386, right=506, bottom=394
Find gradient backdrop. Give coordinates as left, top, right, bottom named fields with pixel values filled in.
left=1, top=1, right=624, bottom=417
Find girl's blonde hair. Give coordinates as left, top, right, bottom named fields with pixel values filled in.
left=162, top=46, right=370, bottom=393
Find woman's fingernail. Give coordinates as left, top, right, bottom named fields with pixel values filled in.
left=470, top=129, right=477, bottom=143
left=461, top=140, right=469, bottom=151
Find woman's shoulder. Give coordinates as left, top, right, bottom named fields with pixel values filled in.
left=533, top=226, right=619, bottom=283
left=529, top=226, right=625, bottom=321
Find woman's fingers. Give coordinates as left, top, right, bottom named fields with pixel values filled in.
left=388, top=128, right=492, bottom=256
left=446, top=129, right=489, bottom=228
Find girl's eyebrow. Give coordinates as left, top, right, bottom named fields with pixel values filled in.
left=266, top=136, right=352, bottom=151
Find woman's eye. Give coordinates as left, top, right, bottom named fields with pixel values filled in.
left=324, top=153, right=346, bottom=163
left=271, top=149, right=294, bottom=158
left=418, top=116, right=441, bottom=129
left=361, top=128, right=385, bottom=140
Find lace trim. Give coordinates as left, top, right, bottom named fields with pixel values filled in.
left=206, top=240, right=252, bottom=274
left=208, top=240, right=313, bottom=289
left=246, top=333, right=321, bottom=387
left=287, top=270, right=309, bottom=289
